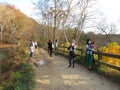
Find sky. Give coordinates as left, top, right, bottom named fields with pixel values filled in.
left=0, top=0, right=39, bottom=20
left=0, top=0, right=120, bottom=22
left=0, top=0, right=120, bottom=33
left=98, top=0, right=120, bottom=23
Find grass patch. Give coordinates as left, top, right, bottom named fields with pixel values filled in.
left=97, top=65, right=120, bottom=84
left=2, top=62, right=35, bottom=90
left=0, top=49, right=9, bottom=60
left=1, top=45, right=35, bottom=90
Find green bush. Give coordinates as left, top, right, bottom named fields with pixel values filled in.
left=3, top=63, right=35, bottom=90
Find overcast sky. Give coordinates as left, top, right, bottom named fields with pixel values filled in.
left=0, top=0, right=120, bottom=22
left=0, top=0, right=120, bottom=33
left=0, top=0, right=38, bottom=19
left=98, top=0, right=120, bottom=23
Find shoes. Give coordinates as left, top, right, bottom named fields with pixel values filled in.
left=68, top=65, right=75, bottom=68
left=88, top=67, right=92, bottom=71
left=73, top=65, right=74, bottom=68
left=55, top=53, right=57, bottom=55
left=68, top=65, right=71, bottom=67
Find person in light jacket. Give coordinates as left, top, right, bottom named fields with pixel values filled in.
left=54, top=39, right=58, bottom=55
left=29, top=40, right=34, bottom=61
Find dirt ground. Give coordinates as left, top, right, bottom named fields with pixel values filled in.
left=31, top=48, right=120, bottom=90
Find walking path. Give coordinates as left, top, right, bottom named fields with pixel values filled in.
left=32, top=48, right=120, bottom=90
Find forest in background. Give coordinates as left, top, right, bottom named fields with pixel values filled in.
left=0, top=2, right=120, bottom=48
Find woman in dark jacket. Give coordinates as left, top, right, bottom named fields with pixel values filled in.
left=68, top=40, right=76, bottom=68
left=47, top=39, right=52, bottom=57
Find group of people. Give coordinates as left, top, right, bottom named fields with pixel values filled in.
left=29, top=40, right=38, bottom=60
left=47, top=39, right=58, bottom=57
left=67, top=38, right=95, bottom=70
left=29, top=38, right=95, bottom=70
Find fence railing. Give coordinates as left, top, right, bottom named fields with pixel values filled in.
left=57, top=46, right=120, bottom=71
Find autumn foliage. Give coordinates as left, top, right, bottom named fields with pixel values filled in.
left=100, top=42, right=120, bottom=67
left=0, top=3, right=40, bottom=44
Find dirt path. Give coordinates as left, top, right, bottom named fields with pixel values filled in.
left=32, top=48, right=120, bottom=90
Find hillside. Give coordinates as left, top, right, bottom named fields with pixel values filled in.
left=0, top=3, right=41, bottom=44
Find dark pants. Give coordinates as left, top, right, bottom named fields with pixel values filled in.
left=35, top=45, right=37, bottom=49
left=30, top=52, right=33, bottom=57
left=49, top=48, right=52, bottom=57
left=68, top=51, right=75, bottom=67
left=48, top=47, right=50, bottom=53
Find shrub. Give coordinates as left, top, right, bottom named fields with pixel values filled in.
left=3, top=63, right=35, bottom=90
left=100, top=42, right=120, bottom=67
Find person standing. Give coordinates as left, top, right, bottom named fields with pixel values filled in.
left=85, top=39, right=94, bottom=71
left=54, top=39, right=58, bottom=55
left=34, top=41, right=38, bottom=49
left=47, top=39, right=52, bottom=57
left=47, top=40, right=50, bottom=53
left=29, top=40, right=34, bottom=61
left=68, top=40, right=76, bottom=68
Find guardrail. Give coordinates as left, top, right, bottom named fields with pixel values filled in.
left=57, top=46, right=120, bottom=71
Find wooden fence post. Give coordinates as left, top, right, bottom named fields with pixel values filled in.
left=98, top=50, right=102, bottom=61
left=81, top=48, right=84, bottom=56
left=64, top=44, right=66, bottom=55
left=97, top=50, right=102, bottom=67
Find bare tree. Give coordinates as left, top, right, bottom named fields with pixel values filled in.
left=0, top=4, right=10, bottom=43
left=96, top=19, right=118, bottom=42
left=34, top=0, right=98, bottom=45
left=70, top=0, right=97, bottom=45
left=35, top=0, right=71, bottom=43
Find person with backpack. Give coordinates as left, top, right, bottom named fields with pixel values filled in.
left=68, top=40, right=76, bottom=68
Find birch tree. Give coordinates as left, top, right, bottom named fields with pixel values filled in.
left=35, top=0, right=97, bottom=45
left=71, top=0, right=97, bottom=45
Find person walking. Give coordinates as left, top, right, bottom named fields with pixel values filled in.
left=68, top=40, right=76, bottom=68
left=54, top=39, right=58, bottom=55
left=85, top=39, right=94, bottom=71
left=47, top=40, right=50, bottom=53
left=29, top=40, right=34, bottom=61
left=34, top=41, right=38, bottom=49
left=47, top=39, right=53, bottom=57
